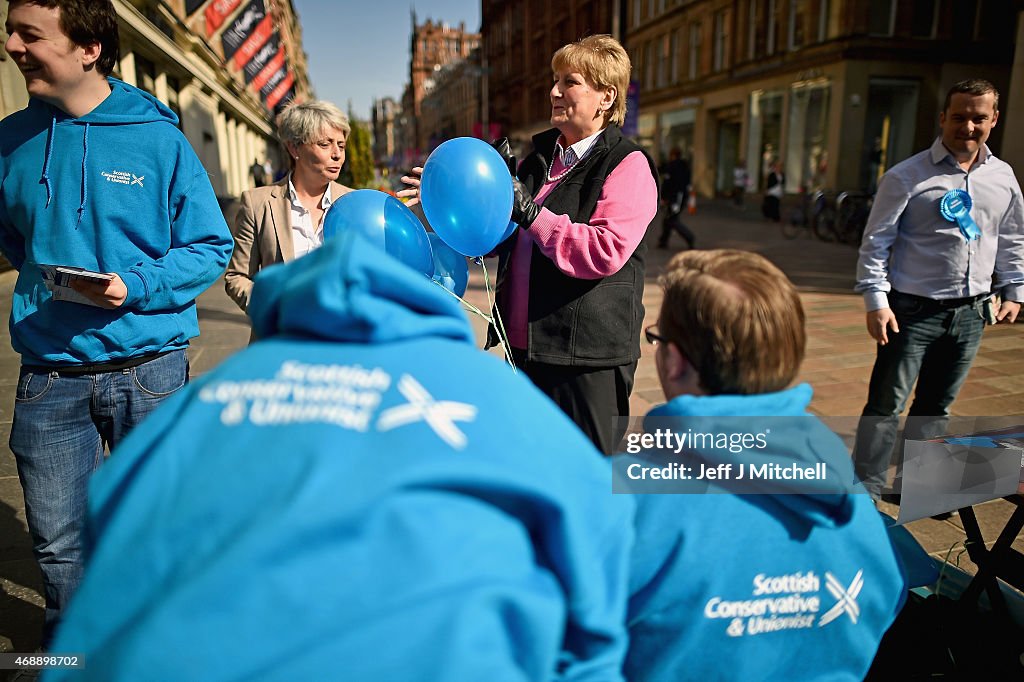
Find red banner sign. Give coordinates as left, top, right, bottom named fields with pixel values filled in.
left=252, top=48, right=286, bottom=92
left=266, top=71, right=295, bottom=110
left=204, top=0, right=241, bottom=37
left=233, top=15, right=274, bottom=70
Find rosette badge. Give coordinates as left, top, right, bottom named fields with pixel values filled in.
left=940, top=188, right=981, bottom=242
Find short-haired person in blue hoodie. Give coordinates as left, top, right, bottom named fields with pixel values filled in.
left=0, top=0, right=232, bottom=646
left=616, top=250, right=907, bottom=681
left=45, top=230, right=635, bottom=681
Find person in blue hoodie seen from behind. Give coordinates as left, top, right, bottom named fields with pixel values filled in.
left=0, top=0, right=233, bottom=647
left=46, top=229, right=635, bottom=681
left=616, top=249, right=907, bottom=681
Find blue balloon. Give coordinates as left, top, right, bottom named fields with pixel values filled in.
left=420, top=137, right=514, bottom=257
left=500, top=219, right=517, bottom=243
left=428, top=233, right=469, bottom=297
left=323, top=190, right=434, bottom=277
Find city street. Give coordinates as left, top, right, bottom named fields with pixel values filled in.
left=1, top=197, right=1023, bottom=654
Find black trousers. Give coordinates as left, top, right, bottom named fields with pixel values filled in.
left=658, top=210, right=695, bottom=248
left=512, top=349, right=637, bottom=455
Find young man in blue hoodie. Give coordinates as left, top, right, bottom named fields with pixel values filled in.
left=0, top=0, right=233, bottom=645
left=45, top=230, right=635, bottom=681
left=617, top=250, right=907, bottom=681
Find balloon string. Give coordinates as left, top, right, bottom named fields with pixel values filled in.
left=430, top=278, right=491, bottom=321
left=479, top=258, right=517, bottom=373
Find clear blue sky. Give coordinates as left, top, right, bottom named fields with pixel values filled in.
left=292, top=1, right=480, bottom=122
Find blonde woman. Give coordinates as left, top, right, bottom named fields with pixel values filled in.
left=225, top=100, right=353, bottom=312
left=495, top=35, right=659, bottom=454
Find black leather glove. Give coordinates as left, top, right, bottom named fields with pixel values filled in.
left=512, top=177, right=540, bottom=228
left=490, top=137, right=517, bottom=176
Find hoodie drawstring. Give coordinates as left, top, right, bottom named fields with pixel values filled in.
left=77, top=123, right=90, bottom=228
left=41, top=116, right=55, bottom=208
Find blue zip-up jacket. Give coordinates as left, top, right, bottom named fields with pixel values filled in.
left=48, top=231, right=635, bottom=681
left=0, top=78, right=232, bottom=364
left=618, top=385, right=907, bottom=681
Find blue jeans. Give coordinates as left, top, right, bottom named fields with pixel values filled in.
left=852, top=292, right=986, bottom=495
left=10, top=349, right=188, bottom=645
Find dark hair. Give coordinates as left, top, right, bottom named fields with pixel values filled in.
left=943, top=78, right=999, bottom=112
left=659, top=249, right=806, bottom=395
left=9, top=0, right=120, bottom=76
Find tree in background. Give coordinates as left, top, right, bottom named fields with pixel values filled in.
left=340, top=111, right=375, bottom=189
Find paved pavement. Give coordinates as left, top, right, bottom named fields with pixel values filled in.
left=1, top=198, right=1022, bottom=653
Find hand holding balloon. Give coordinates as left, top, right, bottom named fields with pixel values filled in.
left=420, top=138, right=514, bottom=257
left=396, top=167, right=423, bottom=207
left=511, top=178, right=540, bottom=228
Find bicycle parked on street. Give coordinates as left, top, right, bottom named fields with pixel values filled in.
left=784, top=189, right=873, bottom=246
left=784, top=190, right=835, bottom=241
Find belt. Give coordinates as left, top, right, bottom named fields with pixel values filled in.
left=891, top=290, right=988, bottom=309
left=23, top=349, right=177, bottom=376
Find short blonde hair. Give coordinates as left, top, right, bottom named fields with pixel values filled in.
left=659, top=250, right=806, bottom=395
left=551, top=34, right=630, bottom=127
left=277, top=99, right=350, bottom=148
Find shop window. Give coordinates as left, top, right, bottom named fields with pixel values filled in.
left=746, top=90, right=784, bottom=191
left=785, top=79, right=830, bottom=193
left=659, top=108, right=696, bottom=166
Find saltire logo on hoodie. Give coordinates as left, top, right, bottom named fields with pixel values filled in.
left=702, top=569, right=865, bottom=638
left=199, top=361, right=477, bottom=449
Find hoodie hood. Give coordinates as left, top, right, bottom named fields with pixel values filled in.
left=639, top=384, right=859, bottom=528
left=30, top=78, right=177, bottom=220
left=248, top=230, right=475, bottom=346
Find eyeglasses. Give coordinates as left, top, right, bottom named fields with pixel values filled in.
left=644, top=324, right=668, bottom=345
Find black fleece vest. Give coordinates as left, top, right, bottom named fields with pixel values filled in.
left=493, top=126, right=658, bottom=367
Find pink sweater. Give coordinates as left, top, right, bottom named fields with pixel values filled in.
left=505, top=150, right=658, bottom=350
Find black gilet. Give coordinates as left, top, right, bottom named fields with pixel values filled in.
left=491, top=126, right=658, bottom=367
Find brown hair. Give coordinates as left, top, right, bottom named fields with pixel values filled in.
left=9, top=0, right=120, bottom=76
left=658, top=249, right=805, bottom=395
left=551, top=34, right=630, bottom=127
left=943, top=78, right=999, bottom=112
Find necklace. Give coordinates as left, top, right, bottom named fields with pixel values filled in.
left=546, top=155, right=576, bottom=183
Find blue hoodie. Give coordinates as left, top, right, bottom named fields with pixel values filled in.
left=48, top=232, right=635, bottom=682
left=616, top=386, right=907, bottom=682
left=0, top=78, right=232, bottom=364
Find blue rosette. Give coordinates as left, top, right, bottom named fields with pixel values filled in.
left=940, top=188, right=980, bottom=242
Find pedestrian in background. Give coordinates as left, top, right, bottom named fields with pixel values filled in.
left=732, top=162, right=748, bottom=206
left=250, top=157, right=267, bottom=187
left=657, top=147, right=695, bottom=250
left=852, top=78, right=1024, bottom=499
left=225, top=99, right=352, bottom=315
left=0, top=0, right=232, bottom=646
left=761, top=160, right=784, bottom=223
left=619, top=249, right=906, bottom=681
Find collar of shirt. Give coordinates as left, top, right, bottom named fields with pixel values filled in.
left=930, top=136, right=992, bottom=171
left=554, top=128, right=604, bottom=168
left=287, top=175, right=334, bottom=213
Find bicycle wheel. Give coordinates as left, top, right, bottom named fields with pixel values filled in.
left=812, top=207, right=837, bottom=242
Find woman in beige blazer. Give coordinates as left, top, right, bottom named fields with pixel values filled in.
left=225, top=100, right=353, bottom=312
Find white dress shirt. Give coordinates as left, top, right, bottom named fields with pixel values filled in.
left=288, top=176, right=334, bottom=259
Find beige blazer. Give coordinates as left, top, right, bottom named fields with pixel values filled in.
left=224, top=178, right=352, bottom=312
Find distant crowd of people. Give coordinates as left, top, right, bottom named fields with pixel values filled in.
left=1, top=2, right=1021, bottom=680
